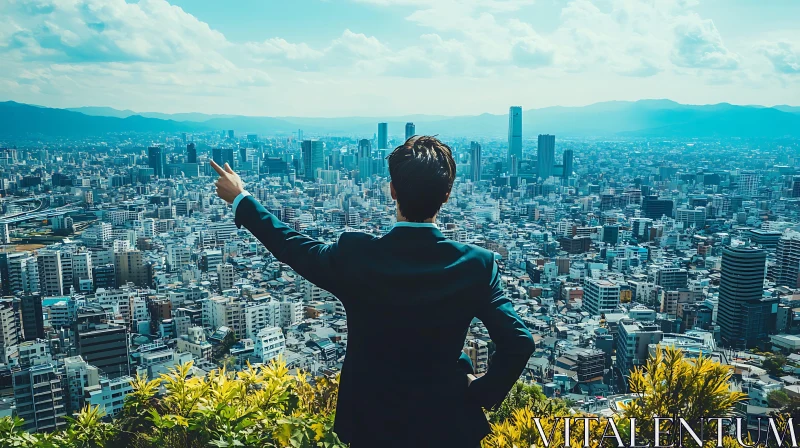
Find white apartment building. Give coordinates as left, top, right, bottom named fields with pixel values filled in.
left=583, top=278, right=621, bottom=316
left=254, top=327, right=285, bottom=364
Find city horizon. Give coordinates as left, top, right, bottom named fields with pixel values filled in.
left=41, top=97, right=800, bottom=119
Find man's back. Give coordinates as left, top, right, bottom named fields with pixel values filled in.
left=233, top=197, right=535, bottom=447
left=333, top=224, right=496, bottom=446
left=215, top=136, right=535, bottom=447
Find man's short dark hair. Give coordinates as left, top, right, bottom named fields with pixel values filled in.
left=387, top=135, right=456, bottom=222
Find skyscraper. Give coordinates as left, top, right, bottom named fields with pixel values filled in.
left=537, top=134, right=555, bottom=179
left=563, top=148, right=573, bottom=180
left=147, top=145, right=166, bottom=178
left=642, top=195, right=674, bottom=220
left=302, top=139, right=324, bottom=180
left=378, top=123, right=388, bottom=149
left=776, top=230, right=800, bottom=288
left=405, top=122, right=415, bottom=142
left=358, top=139, right=372, bottom=181
left=507, top=107, right=522, bottom=170
left=470, top=141, right=481, bottom=182
left=717, top=246, right=776, bottom=348
left=187, top=142, right=197, bottom=164
left=37, top=250, right=64, bottom=297
left=212, top=147, right=236, bottom=168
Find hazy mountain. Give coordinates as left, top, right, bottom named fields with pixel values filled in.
left=774, top=105, right=800, bottom=114
left=67, top=106, right=239, bottom=122
left=1, top=101, right=206, bottom=136
left=6, top=99, right=800, bottom=138
left=67, top=106, right=138, bottom=119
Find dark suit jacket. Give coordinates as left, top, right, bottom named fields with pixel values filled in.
left=235, top=195, right=535, bottom=447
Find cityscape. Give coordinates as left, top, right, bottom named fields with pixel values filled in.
left=2, top=0, right=800, bottom=445
left=0, top=103, right=799, bottom=437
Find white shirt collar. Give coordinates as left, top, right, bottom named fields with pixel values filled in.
left=393, top=221, right=439, bottom=229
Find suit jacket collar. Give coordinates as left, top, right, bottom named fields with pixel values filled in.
left=384, top=222, right=446, bottom=240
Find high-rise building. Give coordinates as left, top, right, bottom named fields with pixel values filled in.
left=0, top=299, right=20, bottom=364
left=651, top=266, right=689, bottom=291
left=676, top=207, right=707, bottom=229
left=212, top=147, right=236, bottom=168
left=75, top=308, right=131, bottom=379
left=113, top=250, right=149, bottom=288
left=642, top=196, right=674, bottom=220
left=617, top=321, right=663, bottom=381
left=13, top=363, right=67, bottom=432
left=537, top=134, right=555, bottom=179
left=147, top=146, right=166, bottom=178
left=0, top=252, right=38, bottom=296
left=217, top=263, right=235, bottom=292
left=0, top=222, right=10, bottom=244
left=776, top=230, right=800, bottom=288
left=470, top=141, right=481, bottom=182
left=583, top=278, right=620, bottom=316
left=358, top=139, right=372, bottom=181
left=187, top=142, right=197, bottom=164
left=37, top=250, right=64, bottom=297
left=254, top=327, right=286, bottom=364
left=378, top=123, right=388, bottom=150
left=405, top=122, right=415, bottom=142
left=563, top=149, right=573, bottom=180
left=507, top=107, right=522, bottom=170
left=301, top=140, right=324, bottom=180
left=717, top=246, right=776, bottom=348
left=20, top=293, right=44, bottom=341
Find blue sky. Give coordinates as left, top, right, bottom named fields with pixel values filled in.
left=1, top=0, right=798, bottom=117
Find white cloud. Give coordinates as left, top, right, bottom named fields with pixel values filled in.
left=758, top=41, right=800, bottom=75
left=0, top=0, right=273, bottom=102
left=671, top=13, right=739, bottom=70
left=2, top=0, right=229, bottom=63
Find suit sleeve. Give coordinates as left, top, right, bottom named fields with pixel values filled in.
left=467, top=259, right=535, bottom=410
left=234, top=195, right=342, bottom=294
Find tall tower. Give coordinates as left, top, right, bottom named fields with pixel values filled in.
left=37, top=250, right=64, bottom=297
left=358, top=139, right=372, bottom=181
left=563, top=149, right=573, bottom=180
left=537, top=134, right=555, bottom=179
left=776, top=230, right=800, bottom=288
left=405, top=122, right=415, bottom=142
left=147, top=146, right=166, bottom=178
left=470, top=141, right=481, bottom=182
left=507, top=107, right=522, bottom=170
left=378, top=123, right=388, bottom=150
left=717, top=246, right=776, bottom=348
left=187, top=142, right=197, bottom=164
left=302, top=139, right=324, bottom=180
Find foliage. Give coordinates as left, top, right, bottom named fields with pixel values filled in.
left=767, top=389, right=791, bottom=409
left=0, top=359, right=345, bottom=448
left=0, top=347, right=755, bottom=448
left=762, top=353, right=788, bottom=376
left=483, top=346, right=748, bottom=448
left=620, top=346, right=747, bottom=447
left=489, top=381, right=560, bottom=424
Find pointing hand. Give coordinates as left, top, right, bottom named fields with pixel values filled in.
left=210, top=160, right=244, bottom=204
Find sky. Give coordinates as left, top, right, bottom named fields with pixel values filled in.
left=0, top=0, right=798, bottom=117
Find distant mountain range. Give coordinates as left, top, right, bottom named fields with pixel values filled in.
left=1, top=99, right=799, bottom=138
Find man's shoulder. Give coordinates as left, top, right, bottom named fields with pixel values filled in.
left=337, top=231, right=379, bottom=245
left=445, top=239, right=497, bottom=264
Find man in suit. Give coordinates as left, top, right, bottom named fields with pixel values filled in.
left=211, top=135, right=534, bottom=447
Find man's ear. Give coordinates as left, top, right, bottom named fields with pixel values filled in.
left=443, top=190, right=451, bottom=204
left=390, top=182, right=397, bottom=200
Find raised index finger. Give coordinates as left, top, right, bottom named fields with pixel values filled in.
left=209, top=160, right=227, bottom=176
